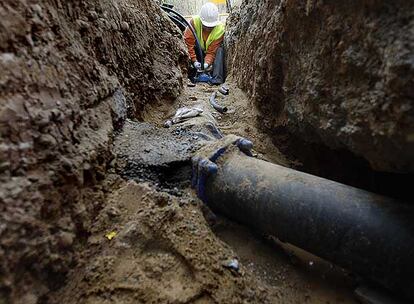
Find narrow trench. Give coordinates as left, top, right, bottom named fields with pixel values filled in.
left=113, top=83, right=369, bottom=304
left=118, top=137, right=360, bottom=303
left=114, top=70, right=414, bottom=303
left=4, top=1, right=414, bottom=303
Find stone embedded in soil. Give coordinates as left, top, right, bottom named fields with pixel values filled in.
left=57, top=232, right=75, bottom=249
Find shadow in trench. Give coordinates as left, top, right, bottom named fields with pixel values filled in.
left=271, top=127, right=414, bottom=202
left=210, top=216, right=359, bottom=303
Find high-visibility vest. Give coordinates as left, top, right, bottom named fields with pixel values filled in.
left=192, top=15, right=225, bottom=52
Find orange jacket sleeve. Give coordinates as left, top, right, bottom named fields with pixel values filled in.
left=184, top=19, right=197, bottom=63
left=204, top=35, right=224, bottom=65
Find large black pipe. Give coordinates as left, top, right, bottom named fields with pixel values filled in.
left=203, top=149, right=414, bottom=300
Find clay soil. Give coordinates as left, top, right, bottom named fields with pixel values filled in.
left=47, top=81, right=358, bottom=304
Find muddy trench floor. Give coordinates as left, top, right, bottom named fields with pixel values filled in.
left=49, top=81, right=359, bottom=304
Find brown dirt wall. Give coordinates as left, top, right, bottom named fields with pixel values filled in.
left=226, top=0, right=414, bottom=174
left=0, top=0, right=186, bottom=301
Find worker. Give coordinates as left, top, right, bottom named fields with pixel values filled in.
left=184, top=3, right=225, bottom=84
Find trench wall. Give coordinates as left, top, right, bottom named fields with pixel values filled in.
left=0, top=0, right=186, bottom=300
left=226, top=0, right=414, bottom=173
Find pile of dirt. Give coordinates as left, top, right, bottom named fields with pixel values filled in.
left=226, top=0, right=414, bottom=174
left=47, top=179, right=357, bottom=304
left=0, top=0, right=186, bottom=301
left=46, top=181, right=272, bottom=304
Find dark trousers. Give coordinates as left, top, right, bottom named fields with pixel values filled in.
left=188, top=46, right=226, bottom=85
left=211, top=46, right=225, bottom=85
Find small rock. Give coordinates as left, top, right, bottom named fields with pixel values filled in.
left=88, top=10, right=98, bottom=20
left=35, top=112, right=50, bottom=127
left=39, top=134, right=57, bottom=146
left=164, top=120, right=173, bottom=128
left=111, top=89, right=127, bottom=129
left=222, top=258, right=239, bottom=272
left=116, top=222, right=149, bottom=248
left=58, top=231, right=75, bottom=248
left=111, top=22, right=119, bottom=31
left=31, top=4, right=42, bottom=15
left=76, top=19, right=90, bottom=29
left=50, top=109, right=63, bottom=121
left=106, top=206, right=121, bottom=218
left=0, top=161, right=10, bottom=173
left=0, top=53, right=16, bottom=63
left=26, top=34, right=35, bottom=47
left=121, top=21, right=130, bottom=31
left=10, top=186, right=23, bottom=199
left=60, top=157, right=73, bottom=172
left=46, top=31, right=54, bottom=41
left=27, top=174, right=40, bottom=182
left=19, top=142, right=32, bottom=151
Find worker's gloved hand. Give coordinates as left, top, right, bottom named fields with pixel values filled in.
left=205, top=63, right=213, bottom=72
left=193, top=61, right=202, bottom=69
left=204, top=63, right=209, bottom=70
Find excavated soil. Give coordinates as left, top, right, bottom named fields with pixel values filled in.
left=47, top=83, right=358, bottom=304
left=3, top=1, right=406, bottom=302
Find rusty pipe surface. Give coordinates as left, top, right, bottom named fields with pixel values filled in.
left=199, top=147, right=414, bottom=300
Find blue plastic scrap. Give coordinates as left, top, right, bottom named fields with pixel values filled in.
left=195, top=73, right=213, bottom=83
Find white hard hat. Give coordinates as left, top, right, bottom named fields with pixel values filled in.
left=200, top=2, right=220, bottom=27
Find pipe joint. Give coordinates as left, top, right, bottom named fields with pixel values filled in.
left=191, top=135, right=254, bottom=202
